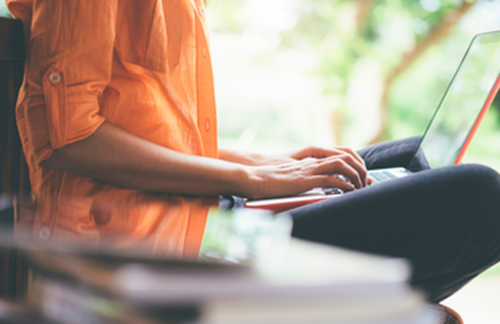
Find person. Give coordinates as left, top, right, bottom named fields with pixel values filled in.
left=6, top=0, right=500, bottom=304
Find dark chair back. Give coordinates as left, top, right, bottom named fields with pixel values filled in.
left=0, top=17, right=28, bottom=198
left=0, top=16, right=30, bottom=301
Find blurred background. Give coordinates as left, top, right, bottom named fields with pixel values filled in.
left=2, top=0, right=500, bottom=322
left=204, top=0, right=500, bottom=172
left=2, top=0, right=500, bottom=166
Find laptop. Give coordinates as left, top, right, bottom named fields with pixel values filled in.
left=246, top=30, right=500, bottom=212
left=370, top=29, right=500, bottom=184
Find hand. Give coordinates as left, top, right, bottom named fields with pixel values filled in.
left=256, top=145, right=369, bottom=187
left=243, top=152, right=368, bottom=200
left=288, top=145, right=364, bottom=163
left=220, top=145, right=364, bottom=165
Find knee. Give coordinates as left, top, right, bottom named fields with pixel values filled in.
left=451, top=164, right=500, bottom=199
left=426, top=164, right=500, bottom=238
left=449, top=164, right=500, bottom=243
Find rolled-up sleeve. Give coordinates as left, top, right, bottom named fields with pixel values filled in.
left=23, top=0, right=118, bottom=164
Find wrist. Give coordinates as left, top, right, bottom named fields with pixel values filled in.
left=232, top=165, right=262, bottom=199
left=219, top=148, right=261, bottom=166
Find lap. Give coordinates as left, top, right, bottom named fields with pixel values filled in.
left=287, top=142, right=500, bottom=302
left=288, top=137, right=500, bottom=255
left=220, top=137, right=500, bottom=302
left=288, top=163, right=500, bottom=255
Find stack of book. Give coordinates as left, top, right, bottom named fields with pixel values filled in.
left=0, top=209, right=439, bottom=324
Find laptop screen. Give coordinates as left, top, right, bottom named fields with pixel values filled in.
left=419, top=31, right=500, bottom=169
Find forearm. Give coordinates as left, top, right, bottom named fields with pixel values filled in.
left=219, top=147, right=268, bottom=166
left=40, top=123, right=251, bottom=197
left=41, top=123, right=367, bottom=199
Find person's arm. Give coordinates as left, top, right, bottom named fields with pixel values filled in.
left=25, top=0, right=367, bottom=199
left=219, top=146, right=369, bottom=185
left=219, top=146, right=366, bottom=166
left=41, top=122, right=367, bottom=199
left=19, top=0, right=116, bottom=168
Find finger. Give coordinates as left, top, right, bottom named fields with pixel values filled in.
left=333, top=148, right=368, bottom=186
left=329, top=153, right=368, bottom=188
left=301, top=175, right=355, bottom=192
left=290, top=146, right=341, bottom=160
left=307, top=146, right=344, bottom=159
left=306, top=146, right=368, bottom=187
left=283, top=154, right=366, bottom=188
left=289, top=146, right=318, bottom=160
left=313, top=158, right=363, bottom=189
left=335, top=146, right=366, bottom=167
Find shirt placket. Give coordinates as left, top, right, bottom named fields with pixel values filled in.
left=192, top=0, right=218, bottom=158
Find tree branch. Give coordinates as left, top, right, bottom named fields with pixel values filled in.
left=355, top=0, right=376, bottom=32
left=385, top=0, right=476, bottom=86
left=367, top=0, right=477, bottom=144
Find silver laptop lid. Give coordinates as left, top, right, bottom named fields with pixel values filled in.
left=419, top=31, right=500, bottom=169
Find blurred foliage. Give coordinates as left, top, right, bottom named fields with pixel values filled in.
left=2, top=0, right=499, bottom=167
left=278, top=0, right=482, bottom=143
left=208, top=0, right=500, bottom=163
left=207, top=0, right=247, bottom=34
left=480, top=262, right=500, bottom=278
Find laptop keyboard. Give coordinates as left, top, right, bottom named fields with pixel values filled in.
left=369, top=170, right=399, bottom=184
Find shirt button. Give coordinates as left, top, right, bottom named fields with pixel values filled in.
left=205, top=118, right=210, bottom=132
left=49, top=72, right=61, bottom=84
left=38, top=226, right=51, bottom=241
left=199, top=7, right=205, bottom=15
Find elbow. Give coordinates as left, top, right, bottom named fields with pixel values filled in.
left=38, top=148, right=71, bottom=171
left=38, top=158, right=51, bottom=169
left=39, top=156, right=56, bottom=170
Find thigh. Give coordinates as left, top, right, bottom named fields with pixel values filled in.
left=357, top=136, right=429, bottom=172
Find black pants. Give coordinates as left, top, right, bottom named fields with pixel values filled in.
left=288, top=137, right=500, bottom=303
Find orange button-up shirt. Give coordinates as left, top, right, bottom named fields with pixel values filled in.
left=7, top=0, right=218, bottom=258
